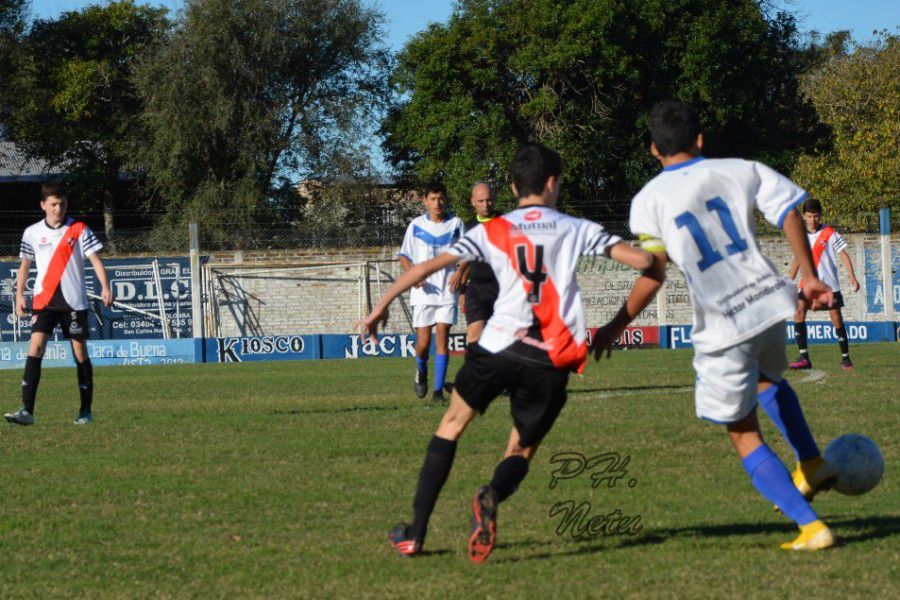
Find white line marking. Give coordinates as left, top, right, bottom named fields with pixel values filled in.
left=797, top=369, right=827, bottom=384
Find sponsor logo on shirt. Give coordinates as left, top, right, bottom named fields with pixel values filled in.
left=524, top=209, right=542, bottom=221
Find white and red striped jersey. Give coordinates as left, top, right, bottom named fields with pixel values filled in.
left=19, top=218, right=102, bottom=311
left=804, top=226, right=847, bottom=292
left=447, top=206, right=621, bottom=373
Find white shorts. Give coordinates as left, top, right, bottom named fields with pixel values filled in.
left=412, top=304, right=458, bottom=328
left=693, top=321, right=788, bottom=424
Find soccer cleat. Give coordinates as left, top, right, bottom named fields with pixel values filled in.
left=788, top=356, right=812, bottom=370
left=780, top=520, right=834, bottom=551
left=387, top=523, right=421, bottom=557
left=74, top=411, right=93, bottom=425
left=841, top=357, right=854, bottom=371
left=432, top=389, right=445, bottom=402
left=414, top=371, right=428, bottom=399
left=468, top=486, right=498, bottom=564
left=4, top=408, right=34, bottom=426
left=792, top=456, right=837, bottom=502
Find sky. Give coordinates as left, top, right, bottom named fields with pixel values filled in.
left=28, top=0, right=900, bottom=50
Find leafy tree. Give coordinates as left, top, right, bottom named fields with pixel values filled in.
left=383, top=0, right=823, bottom=223
left=4, top=1, right=170, bottom=244
left=132, top=0, right=391, bottom=245
left=0, top=0, right=27, bottom=123
left=793, top=33, right=900, bottom=229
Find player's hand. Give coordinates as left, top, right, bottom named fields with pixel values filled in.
left=801, top=278, right=834, bottom=311
left=101, top=287, right=114, bottom=307
left=15, top=296, right=27, bottom=318
left=590, top=325, right=619, bottom=361
left=448, top=271, right=464, bottom=293
left=359, top=306, right=389, bottom=340
left=850, top=277, right=860, bottom=293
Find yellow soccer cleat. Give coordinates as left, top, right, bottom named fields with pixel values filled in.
left=780, top=520, right=835, bottom=551
left=792, top=456, right=837, bottom=501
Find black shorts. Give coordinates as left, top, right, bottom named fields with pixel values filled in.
left=799, top=290, right=844, bottom=310
left=464, top=281, right=499, bottom=324
left=31, top=310, right=90, bottom=340
left=454, top=344, right=569, bottom=448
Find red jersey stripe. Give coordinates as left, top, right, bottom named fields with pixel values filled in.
left=32, top=221, right=86, bottom=311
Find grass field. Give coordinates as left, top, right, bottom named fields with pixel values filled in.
left=0, top=344, right=897, bottom=598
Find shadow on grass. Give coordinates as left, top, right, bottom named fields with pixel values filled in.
left=491, top=514, right=900, bottom=563
left=568, top=384, right=693, bottom=395
left=273, top=406, right=402, bottom=416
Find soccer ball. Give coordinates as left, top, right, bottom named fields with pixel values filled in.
left=824, top=434, right=884, bottom=496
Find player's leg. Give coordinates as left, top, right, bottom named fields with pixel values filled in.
left=727, top=411, right=833, bottom=550
left=789, top=296, right=812, bottom=369
left=388, top=388, right=479, bottom=556
left=829, top=297, right=852, bottom=369
left=70, top=344, right=93, bottom=425
left=466, top=320, right=485, bottom=344
left=468, top=364, right=567, bottom=563
left=5, top=313, right=55, bottom=425
left=432, top=320, right=452, bottom=401
left=412, top=305, right=434, bottom=399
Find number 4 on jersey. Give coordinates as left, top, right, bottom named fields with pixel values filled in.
left=516, top=244, right=546, bottom=303
left=675, top=197, right=749, bottom=272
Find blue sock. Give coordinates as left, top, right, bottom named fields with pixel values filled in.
left=415, top=356, right=428, bottom=377
left=742, top=444, right=818, bottom=525
left=434, top=354, right=449, bottom=392
left=758, top=380, right=820, bottom=461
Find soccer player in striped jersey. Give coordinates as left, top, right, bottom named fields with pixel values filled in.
left=594, top=101, right=838, bottom=551
left=4, top=183, right=114, bottom=426
left=398, top=183, right=465, bottom=402
left=361, top=143, right=652, bottom=562
left=787, top=198, right=860, bottom=371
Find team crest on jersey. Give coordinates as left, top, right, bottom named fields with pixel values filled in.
left=38, top=236, right=50, bottom=246
left=524, top=209, right=542, bottom=221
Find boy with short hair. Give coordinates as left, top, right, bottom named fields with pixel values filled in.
left=5, top=182, right=113, bottom=426
left=363, top=143, right=652, bottom=562
left=788, top=198, right=860, bottom=370
left=398, top=183, right=465, bottom=402
left=594, top=101, right=837, bottom=551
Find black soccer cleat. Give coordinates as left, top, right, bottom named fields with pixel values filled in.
left=468, top=486, right=498, bottom=564
left=432, top=389, right=445, bottom=402
left=414, top=371, right=428, bottom=399
left=387, top=522, right=421, bottom=557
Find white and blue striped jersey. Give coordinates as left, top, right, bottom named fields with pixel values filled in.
left=399, top=213, right=464, bottom=306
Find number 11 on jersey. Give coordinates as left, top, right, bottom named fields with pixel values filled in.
left=675, top=197, right=749, bottom=272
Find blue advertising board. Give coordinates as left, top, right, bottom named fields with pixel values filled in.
left=0, top=339, right=200, bottom=370
left=320, top=333, right=467, bottom=359
left=205, top=335, right=320, bottom=363
left=1, top=257, right=197, bottom=341
left=864, top=246, right=900, bottom=313
left=662, top=321, right=897, bottom=349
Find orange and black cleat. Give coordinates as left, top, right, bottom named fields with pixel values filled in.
left=467, top=486, right=498, bottom=564
left=388, top=523, right=421, bottom=557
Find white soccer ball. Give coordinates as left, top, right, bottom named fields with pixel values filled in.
left=824, top=434, right=884, bottom=496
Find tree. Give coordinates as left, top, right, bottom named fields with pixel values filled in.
left=0, top=0, right=27, bottom=123
left=382, top=0, right=823, bottom=222
left=792, top=33, right=900, bottom=229
left=132, top=0, right=391, bottom=245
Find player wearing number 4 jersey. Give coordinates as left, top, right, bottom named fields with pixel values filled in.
left=594, top=102, right=838, bottom=551
left=361, top=143, right=652, bottom=562
left=4, top=183, right=114, bottom=427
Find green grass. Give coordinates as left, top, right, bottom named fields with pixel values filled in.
left=1, top=344, right=897, bottom=598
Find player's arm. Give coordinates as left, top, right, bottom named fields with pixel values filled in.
left=362, top=253, right=460, bottom=337
left=591, top=246, right=668, bottom=360
left=15, top=258, right=31, bottom=317
left=788, top=256, right=800, bottom=281
left=782, top=210, right=833, bottom=309
left=607, top=241, right=653, bottom=271
left=449, top=261, right=470, bottom=293
left=87, top=253, right=114, bottom=307
left=398, top=252, right=423, bottom=290
left=838, top=249, right=860, bottom=292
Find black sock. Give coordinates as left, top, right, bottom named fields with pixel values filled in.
left=489, top=456, right=530, bottom=503
left=22, top=355, right=42, bottom=414
left=76, top=359, right=93, bottom=413
left=836, top=326, right=850, bottom=357
left=795, top=322, right=808, bottom=355
left=407, top=435, right=457, bottom=541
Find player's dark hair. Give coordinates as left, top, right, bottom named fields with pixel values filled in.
left=40, top=181, right=67, bottom=201
left=802, top=198, right=823, bottom=214
left=650, top=101, right=701, bottom=156
left=423, top=182, right=447, bottom=197
left=510, top=143, right=562, bottom=198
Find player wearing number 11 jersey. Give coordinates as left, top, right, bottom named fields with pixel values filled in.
left=594, top=101, right=838, bottom=551
left=361, top=143, right=652, bottom=562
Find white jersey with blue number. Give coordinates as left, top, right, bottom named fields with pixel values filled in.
left=399, top=214, right=464, bottom=306
left=630, top=157, right=807, bottom=352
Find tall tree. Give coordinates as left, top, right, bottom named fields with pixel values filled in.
left=132, top=0, right=391, bottom=243
left=5, top=1, right=169, bottom=245
left=0, top=0, right=28, bottom=125
left=793, top=33, right=900, bottom=228
left=382, top=0, right=824, bottom=221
